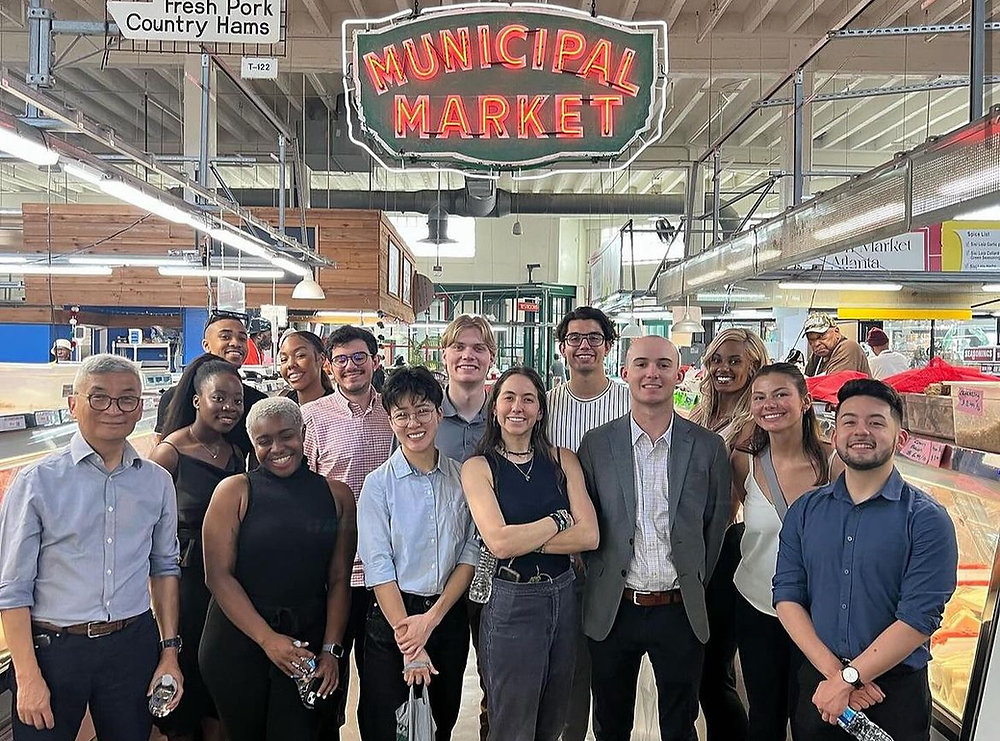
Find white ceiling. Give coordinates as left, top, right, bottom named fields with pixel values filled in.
left=0, top=0, right=998, bottom=219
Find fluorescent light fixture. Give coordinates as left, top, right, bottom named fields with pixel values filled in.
left=209, top=226, right=271, bottom=259
left=696, top=292, right=767, bottom=302
left=69, top=255, right=191, bottom=267
left=955, top=204, right=1000, bottom=221
left=271, top=256, right=314, bottom=278
left=778, top=281, right=903, bottom=291
left=686, top=269, right=729, bottom=287
left=159, top=266, right=284, bottom=279
left=981, top=284, right=1000, bottom=292
left=0, top=263, right=111, bottom=275
left=0, top=123, right=58, bottom=166
left=63, top=161, right=106, bottom=186
left=813, top=204, right=905, bottom=241
left=727, top=249, right=783, bottom=272
left=0, top=256, right=27, bottom=263
left=616, top=311, right=673, bottom=320
left=100, top=178, right=205, bottom=230
left=729, top=309, right=773, bottom=319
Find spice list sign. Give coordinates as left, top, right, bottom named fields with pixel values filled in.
left=107, top=0, right=281, bottom=43
left=344, top=3, right=667, bottom=176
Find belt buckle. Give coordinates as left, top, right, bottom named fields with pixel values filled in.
left=86, top=621, right=111, bottom=638
left=630, top=590, right=649, bottom=606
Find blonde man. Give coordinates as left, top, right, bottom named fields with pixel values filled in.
left=437, top=314, right=497, bottom=464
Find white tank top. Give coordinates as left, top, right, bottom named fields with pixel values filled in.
left=733, top=455, right=782, bottom=617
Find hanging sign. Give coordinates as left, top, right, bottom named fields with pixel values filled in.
left=107, top=0, right=282, bottom=44
left=790, top=231, right=928, bottom=272
left=343, top=3, right=667, bottom=177
left=941, top=221, right=1000, bottom=270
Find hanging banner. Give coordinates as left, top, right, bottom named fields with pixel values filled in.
left=791, top=230, right=929, bottom=271
left=343, top=3, right=667, bottom=178
left=107, top=0, right=282, bottom=44
left=941, top=221, right=1000, bottom=270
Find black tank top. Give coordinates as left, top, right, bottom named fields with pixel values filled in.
left=236, top=461, right=339, bottom=635
left=162, top=441, right=244, bottom=569
left=486, top=450, right=572, bottom=580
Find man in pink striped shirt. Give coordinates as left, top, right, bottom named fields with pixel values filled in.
left=303, top=325, right=393, bottom=737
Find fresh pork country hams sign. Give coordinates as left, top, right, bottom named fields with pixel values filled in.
left=343, top=3, right=667, bottom=177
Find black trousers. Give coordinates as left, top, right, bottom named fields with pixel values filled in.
left=699, top=523, right=749, bottom=741
left=361, top=593, right=470, bottom=741
left=735, top=593, right=794, bottom=741
left=199, top=601, right=322, bottom=741
left=588, top=600, right=704, bottom=741
left=560, top=586, right=591, bottom=741
left=467, top=597, right=489, bottom=741
left=12, top=611, right=159, bottom=741
left=323, top=585, right=371, bottom=735
left=792, top=662, right=931, bottom=741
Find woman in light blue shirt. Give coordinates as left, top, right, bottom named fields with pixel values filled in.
left=357, top=367, right=479, bottom=741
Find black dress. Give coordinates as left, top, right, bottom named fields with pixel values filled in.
left=154, top=442, right=244, bottom=739
left=199, top=461, right=339, bottom=741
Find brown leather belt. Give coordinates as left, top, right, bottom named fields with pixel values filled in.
left=624, top=588, right=683, bottom=607
left=32, top=614, right=142, bottom=638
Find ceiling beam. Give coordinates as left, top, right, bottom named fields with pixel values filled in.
left=665, top=0, right=687, bottom=28
left=852, top=86, right=964, bottom=149
left=788, top=0, right=834, bottom=33
left=745, top=0, right=783, bottom=33
left=298, top=0, right=332, bottom=36
left=661, top=78, right=711, bottom=141
left=698, top=0, right=740, bottom=42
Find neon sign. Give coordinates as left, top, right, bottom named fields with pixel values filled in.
left=343, top=3, right=667, bottom=178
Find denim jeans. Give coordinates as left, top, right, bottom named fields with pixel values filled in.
left=480, top=568, right=577, bottom=741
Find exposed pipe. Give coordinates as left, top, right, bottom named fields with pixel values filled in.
left=227, top=188, right=743, bottom=236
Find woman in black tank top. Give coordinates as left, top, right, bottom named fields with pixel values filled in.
left=151, top=354, right=245, bottom=741
left=461, top=367, right=599, bottom=741
left=200, top=398, right=357, bottom=741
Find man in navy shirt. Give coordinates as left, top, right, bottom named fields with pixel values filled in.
left=773, top=379, right=957, bottom=741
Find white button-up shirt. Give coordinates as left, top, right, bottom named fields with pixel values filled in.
left=626, top=415, right=679, bottom=591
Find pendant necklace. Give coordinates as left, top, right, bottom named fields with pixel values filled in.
left=189, top=428, right=221, bottom=459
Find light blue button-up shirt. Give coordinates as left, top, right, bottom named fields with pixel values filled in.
left=358, top=448, right=478, bottom=596
left=0, top=432, right=180, bottom=625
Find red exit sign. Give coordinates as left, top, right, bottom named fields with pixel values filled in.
left=345, top=4, right=667, bottom=176
left=517, top=300, right=540, bottom=312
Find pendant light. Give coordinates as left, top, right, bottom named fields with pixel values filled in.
left=672, top=299, right=705, bottom=335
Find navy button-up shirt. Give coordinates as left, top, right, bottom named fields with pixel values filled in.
left=773, top=468, right=957, bottom=670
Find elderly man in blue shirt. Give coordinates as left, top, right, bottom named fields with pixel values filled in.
left=357, top=366, right=479, bottom=741
left=0, top=354, right=183, bottom=740
left=774, top=378, right=957, bottom=741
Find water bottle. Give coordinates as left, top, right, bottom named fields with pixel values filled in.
left=838, top=707, right=894, bottom=741
left=148, top=674, right=177, bottom=718
left=469, top=541, right=498, bottom=604
left=294, top=656, right=320, bottom=709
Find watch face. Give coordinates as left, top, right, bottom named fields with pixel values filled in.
left=842, top=666, right=860, bottom=684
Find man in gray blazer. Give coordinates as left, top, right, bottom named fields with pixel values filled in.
left=577, top=336, right=731, bottom=741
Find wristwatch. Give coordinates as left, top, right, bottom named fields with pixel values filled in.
left=322, top=643, right=345, bottom=660
left=159, top=636, right=183, bottom=652
left=840, top=664, right=864, bottom=689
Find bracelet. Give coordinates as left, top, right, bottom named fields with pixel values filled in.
left=549, top=509, right=571, bottom=533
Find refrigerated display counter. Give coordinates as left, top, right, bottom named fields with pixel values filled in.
left=898, top=457, right=1000, bottom=741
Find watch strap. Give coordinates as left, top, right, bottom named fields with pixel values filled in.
left=322, top=642, right=345, bottom=659
left=159, top=636, right=182, bottom=651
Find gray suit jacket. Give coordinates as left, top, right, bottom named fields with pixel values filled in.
left=577, top=413, right=731, bottom=644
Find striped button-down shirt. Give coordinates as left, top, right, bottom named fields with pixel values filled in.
left=303, top=386, right=393, bottom=587
left=626, top=415, right=679, bottom=591
left=0, top=433, right=180, bottom=625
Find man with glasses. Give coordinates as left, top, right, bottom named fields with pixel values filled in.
left=155, top=311, right=267, bottom=455
left=547, top=307, right=630, bottom=741
left=0, top=354, right=183, bottom=740
left=302, top=325, right=393, bottom=737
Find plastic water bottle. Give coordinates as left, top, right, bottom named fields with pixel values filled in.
left=148, top=674, right=177, bottom=718
left=469, top=541, right=498, bottom=604
left=838, top=707, right=894, bottom=741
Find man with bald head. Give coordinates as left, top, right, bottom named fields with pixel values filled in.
left=577, top=336, right=732, bottom=741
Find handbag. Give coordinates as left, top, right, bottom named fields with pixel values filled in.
left=395, top=684, right=436, bottom=741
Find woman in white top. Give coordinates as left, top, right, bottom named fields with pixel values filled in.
left=731, top=362, right=832, bottom=741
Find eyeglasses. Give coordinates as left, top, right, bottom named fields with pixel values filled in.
left=390, top=408, right=437, bottom=425
left=331, top=351, right=372, bottom=368
left=85, top=393, right=141, bottom=413
left=563, top=332, right=607, bottom=347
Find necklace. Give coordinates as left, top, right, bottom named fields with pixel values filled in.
left=505, top=452, right=535, bottom=482
left=189, top=428, right=221, bottom=459
left=500, top=442, right=533, bottom=456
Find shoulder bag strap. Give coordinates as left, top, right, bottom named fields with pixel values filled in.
left=759, top=447, right=789, bottom=523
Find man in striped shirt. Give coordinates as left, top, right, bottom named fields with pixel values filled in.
left=302, top=325, right=393, bottom=737
left=547, top=306, right=630, bottom=741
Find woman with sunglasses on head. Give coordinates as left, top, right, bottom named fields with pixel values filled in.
left=200, top=397, right=356, bottom=741
left=278, top=330, right=334, bottom=406
left=461, top=367, right=599, bottom=741
left=149, top=353, right=246, bottom=741
left=732, top=363, right=833, bottom=741
left=689, top=328, right=770, bottom=741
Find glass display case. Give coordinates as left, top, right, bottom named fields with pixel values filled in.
left=897, top=458, right=1000, bottom=740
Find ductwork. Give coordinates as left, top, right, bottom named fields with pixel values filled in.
left=228, top=188, right=742, bottom=236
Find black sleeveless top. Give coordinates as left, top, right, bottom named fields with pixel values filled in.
left=486, top=450, right=572, bottom=580
left=236, top=461, right=339, bottom=636
left=163, top=441, right=244, bottom=569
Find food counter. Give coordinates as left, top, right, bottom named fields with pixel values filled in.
left=898, top=456, right=1000, bottom=741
